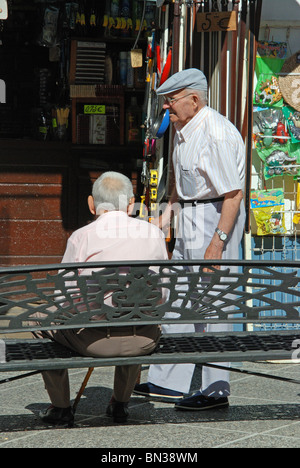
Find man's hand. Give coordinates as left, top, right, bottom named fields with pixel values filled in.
left=203, top=189, right=243, bottom=273
left=203, top=233, right=224, bottom=272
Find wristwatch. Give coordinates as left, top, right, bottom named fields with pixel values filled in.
left=215, top=227, right=228, bottom=242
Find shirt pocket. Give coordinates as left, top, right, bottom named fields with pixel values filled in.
left=179, top=164, right=199, bottom=198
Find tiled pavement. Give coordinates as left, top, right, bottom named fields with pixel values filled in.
left=1, top=361, right=300, bottom=448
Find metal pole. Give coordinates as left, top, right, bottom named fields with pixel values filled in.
left=244, top=0, right=262, bottom=233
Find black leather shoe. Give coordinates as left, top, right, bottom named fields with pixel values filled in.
left=106, top=401, right=129, bottom=423
left=39, top=405, right=74, bottom=427
left=175, top=393, right=229, bottom=411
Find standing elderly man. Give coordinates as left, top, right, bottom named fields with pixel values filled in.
left=134, top=68, right=246, bottom=411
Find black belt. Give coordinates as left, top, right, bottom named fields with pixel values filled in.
left=179, top=197, right=224, bottom=207
left=104, top=325, right=158, bottom=338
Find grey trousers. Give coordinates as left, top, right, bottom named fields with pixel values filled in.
left=35, top=325, right=160, bottom=407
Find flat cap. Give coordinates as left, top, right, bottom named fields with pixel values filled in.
left=156, top=68, right=207, bottom=95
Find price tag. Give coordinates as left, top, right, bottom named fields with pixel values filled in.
left=84, top=105, right=106, bottom=114
left=197, top=11, right=237, bottom=32
left=131, top=49, right=143, bottom=68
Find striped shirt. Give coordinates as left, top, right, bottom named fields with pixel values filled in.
left=173, top=106, right=245, bottom=201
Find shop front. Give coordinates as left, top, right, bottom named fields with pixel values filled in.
left=1, top=0, right=300, bottom=270
left=0, top=0, right=155, bottom=265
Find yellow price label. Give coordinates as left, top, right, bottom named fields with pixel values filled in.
left=84, top=105, right=106, bottom=115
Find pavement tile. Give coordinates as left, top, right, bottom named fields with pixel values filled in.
left=1, top=363, right=300, bottom=448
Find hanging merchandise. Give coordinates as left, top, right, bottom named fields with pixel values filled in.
left=75, top=1, right=87, bottom=37
left=279, top=51, right=300, bottom=113
left=89, top=3, right=96, bottom=26
left=110, top=0, right=121, bottom=37
left=119, top=51, right=128, bottom=85
left=103, top=0, right=111, bottom=35
left=37, top=109, right=50, bottom=141
left=88, top=2, right=97, bottom=37
left=282, top=106, right=300, bottom=144
left=132, top=0, right=142, bottom=37
left=53, top=107, right=70, bottom=141
left=38, top=6, right=60, bottom=47
left=65, top=3, right=79, bottom=32
left=253, top=108, right=287, bottom=149
left=258, top=140, right=299, bottom=180
left=127, top=52, right=134, bottom=88
left=293, top=181, right=300, bottom=225
left=144, top=1, right=155, bottom=37
left=253, top=108, right=300, bottom=180
left=254, top=41, right=287, bottom=108
left=251, top=189, right=287, bottom=236
left=120, top=0, right=132, bottom=37
left=126, top=96, right=142, bottom=144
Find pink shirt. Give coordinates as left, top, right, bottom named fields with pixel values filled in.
left=61, top=211, right=169, bottom=266
left=60, top=212, right=169, bottom=313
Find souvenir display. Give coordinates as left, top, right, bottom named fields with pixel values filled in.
left=253, top=108, right=300, bottom=180
left=293, top=181, right=300, bottom=225
left=254, top=42, right=287, bottom=108
left=282, top=106, right=300, bottom=143
left=278, top=51, right=300, bottom=112
left=253, top=108, right=287, bottom=149
left=251, top=189, right=286, bottom=236
left=252, top=44, right=300, bottom=184
left=251, top=43, right=300, bottom=238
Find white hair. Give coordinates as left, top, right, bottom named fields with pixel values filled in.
left=188, top=88, right=208, bottom=105
left=92, top=171, right=134, bottom=213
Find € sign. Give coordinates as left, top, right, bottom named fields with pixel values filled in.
left=197, top=11, right=237, bottom=32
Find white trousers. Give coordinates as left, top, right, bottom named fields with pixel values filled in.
left=148, top=199, right=246, bottom=396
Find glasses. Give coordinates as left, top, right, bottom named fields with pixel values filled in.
left=163, top=93, right=194, bottom=105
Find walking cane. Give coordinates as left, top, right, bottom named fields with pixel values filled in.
left=73, top=367, right=94, bottom=412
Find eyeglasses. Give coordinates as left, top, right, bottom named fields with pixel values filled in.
left=163, top=93, right=194, bottom=105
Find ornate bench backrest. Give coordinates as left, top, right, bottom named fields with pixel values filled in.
left=1, top=260, right=300, bottom=334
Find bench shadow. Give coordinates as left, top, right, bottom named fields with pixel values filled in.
left=0, top=383, right=300, bottom=433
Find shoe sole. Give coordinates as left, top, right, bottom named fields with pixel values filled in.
left=133, top=389, right=183, bottom=403
left=113, top=416, right=128, bottom=423
left=175, top=402, right=229, bottom=411
left=40, top=418, right=74, bottom=427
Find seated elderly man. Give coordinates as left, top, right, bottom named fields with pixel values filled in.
left=37, top=171, right=168, bottom=427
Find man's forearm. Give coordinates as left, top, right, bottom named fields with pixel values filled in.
left=205, top=189, right=243, bottom=263
left=217, top=189, right=244, bottom=236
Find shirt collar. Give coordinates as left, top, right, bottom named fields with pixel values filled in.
left=96, top=210, right=128, bottom=221
left=175, top=105, right=209, bottom=142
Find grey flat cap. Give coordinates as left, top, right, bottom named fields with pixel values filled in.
left=156, top=68, right=207, bottom=95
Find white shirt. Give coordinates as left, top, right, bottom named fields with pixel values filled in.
left=173, top=106, right=245, bottom=201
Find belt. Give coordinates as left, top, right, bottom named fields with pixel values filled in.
left=106, top=326, right=137, bottom=338
left=105, top=325, right=157, bottom=338
left=179, top=197, right=224, bottom=207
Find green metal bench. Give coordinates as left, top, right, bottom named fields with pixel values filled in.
left=1, top=260, right=300, bottom=385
